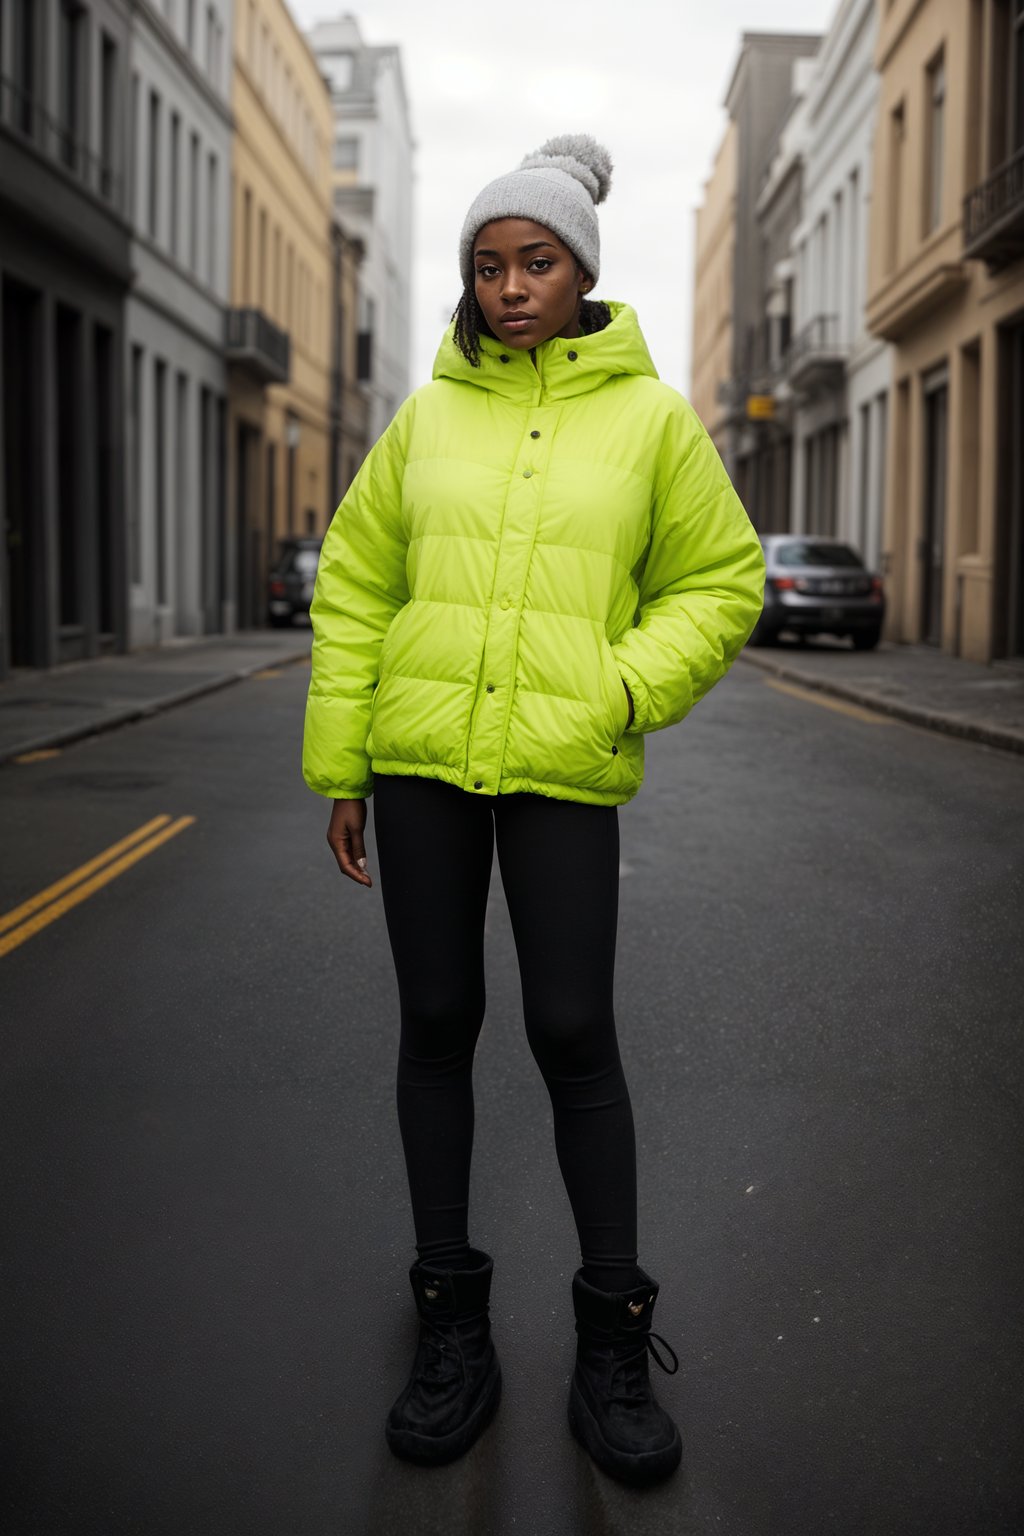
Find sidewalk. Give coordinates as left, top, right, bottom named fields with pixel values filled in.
left=740, top=638, right=1024, bottom=756
left=0, top=631, right=312, bottom=765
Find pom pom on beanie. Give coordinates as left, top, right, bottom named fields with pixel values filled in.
left=459, top=134, right=613, bottom=290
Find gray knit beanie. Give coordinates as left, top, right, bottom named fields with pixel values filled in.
left=459, top=134, right=613, bottom=290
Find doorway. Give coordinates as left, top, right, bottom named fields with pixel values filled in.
left=921, top=367, right=949, bottom=646
left=997, top=318, right=1024, bottom=657
left=2, top=277, right=43, bottom=668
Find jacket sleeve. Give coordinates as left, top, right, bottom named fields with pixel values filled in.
left=611, top=406, right=765, bottom=736
left=302, top=404, right=412, bottom=798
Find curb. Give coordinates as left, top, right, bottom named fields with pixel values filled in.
left=739, top=650, right=1024, bottom=757
left=0, top=647, right=311, bottom=767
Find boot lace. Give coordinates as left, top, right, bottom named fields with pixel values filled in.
left=607, top=1330, right=679, bottom=1407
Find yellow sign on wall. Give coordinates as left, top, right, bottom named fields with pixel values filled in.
left=746, top=395, right=776, bottom=420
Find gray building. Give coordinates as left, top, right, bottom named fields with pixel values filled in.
left=307, top=13, right=413, bottom=443
left=126, top=0, right=233, bottom=648
left=0, top=0, right=133, bottom=675
left=717, top=31, right=822, bottom=527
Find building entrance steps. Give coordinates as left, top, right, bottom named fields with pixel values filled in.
left=0, top=632, right=313, bottom=766
left=741, top=640, right=1024, bottom=757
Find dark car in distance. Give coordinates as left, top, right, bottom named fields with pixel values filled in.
left=749, top=535, right=886, bottom=650
left=267, top=537, right=323, bottom=627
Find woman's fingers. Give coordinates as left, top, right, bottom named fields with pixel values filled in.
left=327, top=801, right=373, bottom=887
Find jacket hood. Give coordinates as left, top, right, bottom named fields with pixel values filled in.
left=431, top=301, right=659, bottom=403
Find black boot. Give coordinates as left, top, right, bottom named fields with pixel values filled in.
left=568, top=1265, right=682, bottom=1485
left=385, top=1246, right=502, bottom=1465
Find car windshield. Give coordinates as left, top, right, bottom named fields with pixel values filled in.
left=774, top=541, right=864, bottom=569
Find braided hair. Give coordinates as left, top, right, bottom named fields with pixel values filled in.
left=452, top=285, right=612, bottom=367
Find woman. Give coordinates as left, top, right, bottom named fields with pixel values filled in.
left=303, top=135, right=764, bottom=1486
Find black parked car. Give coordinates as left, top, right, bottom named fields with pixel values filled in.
left=749, top=535, right=886, bottom=650
left=267, top=537, right=323, bottom=627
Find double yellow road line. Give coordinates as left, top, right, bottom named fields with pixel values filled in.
left=0, top=814, right=195, bottom=959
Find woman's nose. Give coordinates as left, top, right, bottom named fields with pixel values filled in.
left=500, top=272, right=526, bottom=301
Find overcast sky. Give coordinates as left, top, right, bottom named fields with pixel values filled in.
left=291, top=0, right=839, bottom=395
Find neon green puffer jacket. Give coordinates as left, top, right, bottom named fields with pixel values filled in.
left=303, top=303, right=764, bottom=807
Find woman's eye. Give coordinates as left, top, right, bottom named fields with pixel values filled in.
left=476, top=265, right=499, bottom=279
left=529, top=258, right=553, bottom=272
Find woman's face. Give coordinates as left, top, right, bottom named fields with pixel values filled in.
left=472, top=218, right=589, bottom=349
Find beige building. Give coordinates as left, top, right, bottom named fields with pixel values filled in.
left=691, top=119, right=738, bottom=454
left=866, top=0, right=1024, bottom=661
left=228, top=0, right=335, bottom=627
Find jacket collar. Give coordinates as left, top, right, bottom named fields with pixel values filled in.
left=431, top=301, right=659, bottom=404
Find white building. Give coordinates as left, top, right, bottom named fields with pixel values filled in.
left=788, top=0, right=890, bottom=568
left=127, top=0, right=233, bottom=646
left=306, top=13, right=413, bottom=445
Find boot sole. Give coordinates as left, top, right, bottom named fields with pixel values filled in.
left=568, top=1376, right=682, bottom=1486
left=385, top=1358, right=502, bottom=1467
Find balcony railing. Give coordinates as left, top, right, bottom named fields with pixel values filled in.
left=963, top=146, right=1024, bottom=268
left=0, top=73, right=121, bottom=206
left=784, top=314, right=847, bottom=394
left=226, top=308, right=291, bottom=385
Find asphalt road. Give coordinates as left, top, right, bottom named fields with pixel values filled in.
left=1, top=657, right=1021, bottom=1536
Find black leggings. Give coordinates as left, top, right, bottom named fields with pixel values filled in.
left=373, top=774, right=638, bottom=1287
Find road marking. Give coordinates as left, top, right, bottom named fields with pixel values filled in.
left=12, top=748, right=62, bottom=764
left=0, top=815, right=194, bottom=959
left=0, top=815, right=173, bottom=936
left=251, top=668, right=283, bottom=679
left=763, top=676, right=892, bottom=726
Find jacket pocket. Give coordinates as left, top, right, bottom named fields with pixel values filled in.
left=599, top=635, right=631, bottom=740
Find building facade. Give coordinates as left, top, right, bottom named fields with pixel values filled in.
left=0, top=0, right=133, bottom=676
left=230, top=0, right=334, bottom=628
left=866, top=0, right=1024, bottom=660
left=690, top=117, right=737, bottom=454
left=127, top=0, right=233, bottom=648
left=747, top=59, right=814, bottom=535
left=789, top=0, right=890, bottom=568
left=307, top=13, right=413, bottom=441
left=716, top=30, right=823, bottom=524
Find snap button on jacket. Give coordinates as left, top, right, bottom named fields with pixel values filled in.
left=303, top=303, right=765, bottom=807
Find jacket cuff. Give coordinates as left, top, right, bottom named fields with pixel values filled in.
left=614, top=657, right=650, bottom=734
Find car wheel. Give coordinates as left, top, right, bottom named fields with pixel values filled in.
left=851, top=627, right=881, bottom=651
left=268, top=612, right=292, bottom=629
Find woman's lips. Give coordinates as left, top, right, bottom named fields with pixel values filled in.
left=500, top=314, right=534, bottom=330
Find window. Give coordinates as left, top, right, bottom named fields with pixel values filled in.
left=242, top=186, right=252, bottom=302
left=9, top=0, right=36, bottom=137
left=320, top=51, right=354, bottom=92
left=1012, top=0, right=1024, bottom=155
left=130, top=72, right=140, bottom=221
left=206, top=5, right=215, bottom=76
left=925, top=50, right=945, bottom=236
left=169, top=113, right=180, bottom=259
left=186, top=0, right=196, bottom=53
left=207, top=152, right=218, bottom=284
left=258, top=206, right=267, bottom=305
left=189, top=132, right=200, bottom=271
left=887, top=100, right=905, bottom=272
left=58, top=1, right=85, bottom=172
left=332, top=135, right=359, bottom=172
left=148, top=89, right=161, bottom=240
left=100, top=33, right=118, bottom=202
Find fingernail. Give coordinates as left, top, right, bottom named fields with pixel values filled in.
left=357, top=857, right=367, bottom=870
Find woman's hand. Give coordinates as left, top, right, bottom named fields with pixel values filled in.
left=327, top=798, right=373, bottom=887
left=623, top=681, right=634, bottom=728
